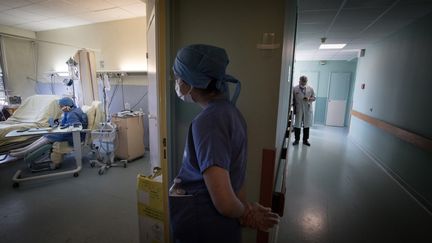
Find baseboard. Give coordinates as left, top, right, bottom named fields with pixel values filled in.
left=348, top=135, right=432, bottom=216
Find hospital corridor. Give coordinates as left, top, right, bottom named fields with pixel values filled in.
left=277, top=126, right=432, bottom=243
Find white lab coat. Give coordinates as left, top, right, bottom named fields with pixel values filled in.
left=292, top=85, right=316, bottom=128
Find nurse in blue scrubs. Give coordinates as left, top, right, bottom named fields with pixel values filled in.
left=9, top=97, right=88, bottom=159
left=170, top=44, right=279, bottom=243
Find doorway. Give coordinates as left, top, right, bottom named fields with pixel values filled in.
left=325, top=72, right=352, bottom=127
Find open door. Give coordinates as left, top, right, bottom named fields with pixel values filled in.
left=141, top=0, right=169, bottom=242
left=147, top=11, right=161, bottom=170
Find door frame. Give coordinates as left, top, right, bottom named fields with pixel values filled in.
left=145, top=0, right=169, bottom=241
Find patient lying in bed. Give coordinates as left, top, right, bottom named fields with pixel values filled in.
left=0, top=95, right=63, bottom=153
left=9, top=97, right=88, bottom=168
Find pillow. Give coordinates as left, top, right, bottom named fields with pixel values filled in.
left=82, top=104, right=96, bottom=130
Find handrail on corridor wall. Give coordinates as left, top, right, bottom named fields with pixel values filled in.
left=351, top=110, right=432, bottom=152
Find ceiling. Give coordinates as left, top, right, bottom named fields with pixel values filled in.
left=296, top=0, right=432, bottom=61
left=0, top=0, right=146, bottom=32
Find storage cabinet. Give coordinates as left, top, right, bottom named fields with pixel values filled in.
left=111, top=115, right=145, bottom=161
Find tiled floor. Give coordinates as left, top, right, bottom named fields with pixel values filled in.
left=276, top=125, right=432, bottom=243
left=0, top=154, right=151, bottom=243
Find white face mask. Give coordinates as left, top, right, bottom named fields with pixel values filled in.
left=175, top=80, right=194, bottom=103
left=61, top=106, right=71, bottom=112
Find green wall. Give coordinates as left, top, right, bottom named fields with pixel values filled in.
left=349, top=12, right=432, bottom=210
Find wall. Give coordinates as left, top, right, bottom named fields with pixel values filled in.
left=349, top=12, right=432, bottom=210
left=2, top=37, right=37, bottom=99
left=170, top=0, right=292, bottom=241
left=0, top=25, right=35, bottom=39
left=293, top=60, right=358, bottom=125
left=36, top=17, right=148, bottom=78
left=36, top=76, right=149, bottom=149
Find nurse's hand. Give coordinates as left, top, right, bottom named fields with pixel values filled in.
left=240, top=202, right=280, bottom=232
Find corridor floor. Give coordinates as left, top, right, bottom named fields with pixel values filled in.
left=276, top=125, right=432, bottom=243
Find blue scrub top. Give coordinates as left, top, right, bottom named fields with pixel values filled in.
left=45, top=106, right=88, bottom=145
left=176, top=99, right=247, bottom=195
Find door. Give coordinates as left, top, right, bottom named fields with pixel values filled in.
left=147, top=11, right=160, bottom=169
left=300, top=71, right=319, bottom=123
left=326, top=72, right=351, bottom=126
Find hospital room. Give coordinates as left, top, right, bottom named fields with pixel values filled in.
left=2, top=1, right=431, bottom=243
left=0, top=1, right=155, bottom=242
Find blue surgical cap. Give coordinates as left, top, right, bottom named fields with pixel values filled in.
left=58, top=97, right=75, bottom=107
left=173, top=44, right=241, bottom=104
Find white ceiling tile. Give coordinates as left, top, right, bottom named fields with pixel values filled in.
left=95, top=8, right=135, bottom=19
left=105, top=0, right=142, bottom=7
left=19, top=3, right=63, bottom=18
left=387, top=2, right=432, bottom=20
left=298, top=10, right=337, bottom=24
left=337, top=8, right=386, bottom=23
left=14, top=22, right=49, bottom=31
left=4, top=9, right=48, bottom=22
left=326, top=31, right=359, bottom=39
left=55, top=16, right=92, bottom=26
left=72, top=0, right=116, bottom=11
left=39, top=0, right=87, bottom=15
left=121, top=2, right=146, bottom=16
left=331, top=21, right=370, bottom=32
left=299, top=0, right=344, bottom=11
left=0, top=0, right=33, bottom=8
left=298, top=23, right=329, bottom=33
left=0, top=13, right=27, bottom=25
left=0, top=3, right=13, bottom=11
left=344, top=0, right=395, bottom=9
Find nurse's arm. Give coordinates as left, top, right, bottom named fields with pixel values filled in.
left=237, top=183, right=246, bottom=203
left=203, top=166, right=245, bottom=218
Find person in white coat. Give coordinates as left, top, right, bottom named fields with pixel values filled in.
left=292, top=76, right=316, bottom=146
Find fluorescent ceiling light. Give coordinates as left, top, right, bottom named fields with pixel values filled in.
left=319, top=44, right=347, bottom=49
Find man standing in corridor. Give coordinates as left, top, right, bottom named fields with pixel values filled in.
left=292, top=75, right=316, bottom=146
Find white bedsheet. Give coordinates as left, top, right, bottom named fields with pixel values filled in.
left=0, top=95, right=62, bottom=150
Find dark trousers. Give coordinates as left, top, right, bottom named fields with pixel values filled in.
left=294, top=127, right=309, bottom=142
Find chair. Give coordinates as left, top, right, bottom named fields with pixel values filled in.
left=50, top=101, right=103, bottom=166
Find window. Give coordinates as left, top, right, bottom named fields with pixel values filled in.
left=0, top=39, right=6, bottom=105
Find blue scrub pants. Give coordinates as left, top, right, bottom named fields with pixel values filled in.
left=169, top=191, right=241, bottom=243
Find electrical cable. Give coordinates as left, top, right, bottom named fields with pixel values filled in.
left=120, top=75, right=125, bottom=110
left=50, top=74, right=55, bottom=94
left=131, top=91, right=148, bottom=110
left=108, top=77, right=119, bottom=109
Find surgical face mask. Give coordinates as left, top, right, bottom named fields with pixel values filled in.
left=61, top=106, right=71, bottom=112
left=175, top=80, right=194, bottom=103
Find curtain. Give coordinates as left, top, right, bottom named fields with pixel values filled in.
left=73, top=49, right=98, bottom=107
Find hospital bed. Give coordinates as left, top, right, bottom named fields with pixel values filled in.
left=0, top=95, right=62, bottom=153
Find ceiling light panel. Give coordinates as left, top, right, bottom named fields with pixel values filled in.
left=319, top=44, right=347, bottom=49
